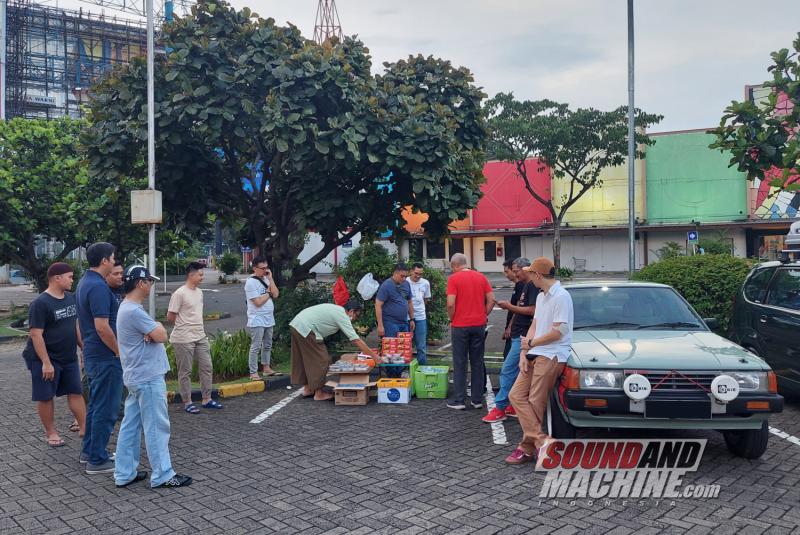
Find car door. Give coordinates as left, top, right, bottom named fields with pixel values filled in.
left=733, top=266, right=776, bottom=349
left=760, top=267, right=800, bottom=391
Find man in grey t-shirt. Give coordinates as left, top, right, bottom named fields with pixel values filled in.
left=113, top=265, right=192, bottom=489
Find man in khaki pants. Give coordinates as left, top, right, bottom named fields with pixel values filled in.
left=506, top=257, right=573, bottom=464
left=167, top=262, right=223, bottom=414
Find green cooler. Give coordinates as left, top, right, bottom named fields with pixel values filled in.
left=413, top=365, right=450, bottom=399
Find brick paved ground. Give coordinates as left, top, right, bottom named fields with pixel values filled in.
left=2, top=340, right=799, bottom=535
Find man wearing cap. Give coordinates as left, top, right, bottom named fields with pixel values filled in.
left=506, top=257, right=573, bottom=464
left=167, top=261, right=223, bottom=414
left=76, top=242, right=122, bottom=475
left=290, top=300, right=378, bottom=401
left=22, top=262, right=86, bottom=448
left=114, top=265, right=192, bottom=488
left=445, top=253, right=495, bottom=410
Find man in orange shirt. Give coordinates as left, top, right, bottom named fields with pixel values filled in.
left=445, top=253, right=495, bottom=410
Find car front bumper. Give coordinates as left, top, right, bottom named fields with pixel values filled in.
left=561, top=389, right=784, bottom=431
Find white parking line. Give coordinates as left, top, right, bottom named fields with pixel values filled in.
left=250, top=389, right=304, bottom=424
left=485, top=375, right=508, bottom=445
left=769, top=426, right=800, bottom=448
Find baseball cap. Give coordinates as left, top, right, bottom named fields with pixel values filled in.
left=124, top=265, right=161, bottom=283
left=523, top=257, right=556, bottom=276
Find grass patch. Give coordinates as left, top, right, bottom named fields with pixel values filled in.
left=0, top=319, right=26, bottom=338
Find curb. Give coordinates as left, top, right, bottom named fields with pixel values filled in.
left=0, top=334, right=26, bottom=342
left=167, top=375, right=291, bottom=403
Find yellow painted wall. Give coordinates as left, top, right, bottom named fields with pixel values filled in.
left=551, top=159, right=645, bottom=226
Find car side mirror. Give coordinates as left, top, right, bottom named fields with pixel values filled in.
left=703, top=318, right=720, bottom=330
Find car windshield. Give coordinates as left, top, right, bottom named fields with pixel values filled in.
left=568, top=286, right=706, bottom=330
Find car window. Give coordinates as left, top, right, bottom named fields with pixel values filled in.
left=765, top=268, right=800, bottom=311
left=743, top=267, right=777, bottom=303
left=568, top=286, right=704, bottom=329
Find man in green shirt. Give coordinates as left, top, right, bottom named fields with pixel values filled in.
left=290, top=300, right=378, bottom=401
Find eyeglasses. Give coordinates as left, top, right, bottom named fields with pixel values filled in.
left=254, top=265, right=268, bottom=271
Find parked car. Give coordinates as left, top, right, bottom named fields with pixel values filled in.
left=729, top=222, right=800, bottom=396
left=9, top=269, right=32, bottom=285
left=551, top=281, right=783, bottom=459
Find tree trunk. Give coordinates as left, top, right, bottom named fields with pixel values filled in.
left=552, top=221, right=562, bottom=271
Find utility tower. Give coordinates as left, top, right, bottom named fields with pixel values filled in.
left=313, top=0, right=342, bottom=45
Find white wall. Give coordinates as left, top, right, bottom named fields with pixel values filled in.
left=645, top=229, right=747, bottom=264
left=297, top=233, right=398, bottom=274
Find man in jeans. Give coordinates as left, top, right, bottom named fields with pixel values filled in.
left=408, top=263, right=431, bottom=365
left=375, top=263, right=414, bottom=338
left=483, top=257, right=537, bottom=423
left=506, top=257, right=574, bottom=464
left=244, top=255, right=280, bottom=380
left=500, top=259, right=519, bottom=361
left=77, top=242, right=121, bottom=474
left=445, top=253, right=495, bottom=410
left=115, top=265, right=192, bottom=488
left=167, top=262, right=223, bottom=414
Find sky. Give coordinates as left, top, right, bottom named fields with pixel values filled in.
left=55, top=0, right=800, bottom=132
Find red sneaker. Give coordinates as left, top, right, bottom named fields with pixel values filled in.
left=504, top=406, right=518, bottom=418
left=504, top=448, right=533, bottom=465
left=482, top=407, right=507, bottom=423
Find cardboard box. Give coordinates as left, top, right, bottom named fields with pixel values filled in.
left=377, top=378, right=411, bottom=404
left=326, top=370, right=376, bottom=406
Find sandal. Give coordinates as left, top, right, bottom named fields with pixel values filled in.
left=264, top=371, right=284, bottom=376
left=68, top=420, right=80, bottom=433
left=184, top=403, right=200, bottom=414
left=202, top=399, right=224, bottom=409
left=249, top=374, right=261, bottom=380
left=47, top=437, right=65, bottom=447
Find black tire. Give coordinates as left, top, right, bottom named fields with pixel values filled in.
left=723, top=421, right=769, bottom=459
left=549, top=393, right=577, bottom=439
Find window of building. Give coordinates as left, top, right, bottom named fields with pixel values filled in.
left=450, top=238, right=464, bottom=256
left=505, top=236, right=521, bottom=262
left=484, top=240, right=497, bottom=262
left=426, top=239, right=445, bottom=259
left=407, top=239, right=424, bottom=261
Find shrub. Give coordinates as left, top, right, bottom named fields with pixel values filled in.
left=653, top=241, right=683, bottom=260
left=272, top=282, right=332, bottom=350
left=556, top=266, right=573, bottom=279
left=631, top=254, right=753, bottom=331
left=218, top=252, right=241, bottom=275
left=167, top=329, right=258, bottom=381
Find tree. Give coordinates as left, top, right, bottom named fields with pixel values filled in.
left=0, top=118, right=103, bottom=291
left=85, top=0, right=487, bottom=287
left=486, top=93, right=662, bottom=268
left=711, top=33, right=799, bottom=191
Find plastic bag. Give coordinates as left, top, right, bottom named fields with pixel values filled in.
left=332, top=276, right=350, bottom=306
left=357, top=273, right=380, bottom=300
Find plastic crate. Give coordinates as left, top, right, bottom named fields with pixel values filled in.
left=413, top=365, right=450, bottom=399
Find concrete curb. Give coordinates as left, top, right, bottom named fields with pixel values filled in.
left=167, top=375, right=291, bottom=403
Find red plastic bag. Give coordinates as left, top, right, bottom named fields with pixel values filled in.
left=333, top=276, right=350, bottom=306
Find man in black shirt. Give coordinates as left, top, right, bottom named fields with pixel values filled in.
left=106, top=261, right=125, bottom=305
left=501, top=259, right=520, bottom=361
left=22, top=263, right=86, bottom=447
left=484, top=257, right=538, bottom=423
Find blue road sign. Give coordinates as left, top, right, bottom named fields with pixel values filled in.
left=687, top=231, right=699, bottom=243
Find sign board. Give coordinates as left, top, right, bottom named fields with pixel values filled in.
left=342, top=240, right=353, bottom=248
left=687, top=230, right=699, bottom=244
left=25, top=95, right=57, bottom=107
left=240, top=246, right=252, bottom=253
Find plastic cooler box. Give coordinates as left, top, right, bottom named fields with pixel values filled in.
left=413, top=365, right=450, bottom=399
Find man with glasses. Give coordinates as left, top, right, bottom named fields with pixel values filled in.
left=375, top=263, right=414, bottom=338
left=244, top=256, right=280, bottom=380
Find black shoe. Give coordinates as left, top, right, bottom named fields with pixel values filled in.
left=446, top=400, right=466, bottom=410
left=155, top=474, right=193, bottom=488
left=116, top=471, right=148, bottom=488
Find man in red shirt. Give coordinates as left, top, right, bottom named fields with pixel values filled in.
left=446, top=253, right=495, bottom=410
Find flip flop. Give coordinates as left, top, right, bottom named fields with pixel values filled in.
left=265, top=371, right=284, bottom=376
left=68, top=421, right=80, bottom=433
left=47, top=437, right=65, bottom=447
left=201, top=399, right=224, bottom=409
left=184, top=403, right=200, bottom=414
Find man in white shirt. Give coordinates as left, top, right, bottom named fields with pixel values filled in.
left=408, top=263, right=432, bottom=365
left=244, top=256, right=281, bottom=380
left=505, top=257, right=574, bottom=465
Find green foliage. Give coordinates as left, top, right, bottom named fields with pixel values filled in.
left=85, top=0, right=488, bottom=288
left=485, top=93, right=662, bottom=268
left=272, top=283, right=332, bottom=350
left=167, top=330, right=264, bottom=381
left=419, top=265, right=449, bottom=341
left=631, top=255, right=753, bottom=331
left=711, top=32, right=800, bottom=192
left=698, top=232, right=733, bottom=256
left=556, top=267, right=573, bottom=279
left=653, top=241, right=684, bottom=260
left=0, top=118, right=99, bottom=291
left=218, top=252, right=241, bottom=275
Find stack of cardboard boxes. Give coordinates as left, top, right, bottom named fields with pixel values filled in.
left=326, top=354, right=376, bottom=406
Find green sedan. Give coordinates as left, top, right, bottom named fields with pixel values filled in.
left=552, top=282, right=783, bottom=459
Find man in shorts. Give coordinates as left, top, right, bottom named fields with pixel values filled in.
left=22, top=262, right=86, bottom=448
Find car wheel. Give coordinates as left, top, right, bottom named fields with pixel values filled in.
left=549, top=393, right=577, bottom=439
left=723, top=421, right=769, bottom=459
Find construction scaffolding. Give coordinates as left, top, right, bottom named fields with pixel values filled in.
left=2, top=0, right=148, bottom=119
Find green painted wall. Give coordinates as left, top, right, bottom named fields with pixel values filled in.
left=646, top=132, right=748, bottom=224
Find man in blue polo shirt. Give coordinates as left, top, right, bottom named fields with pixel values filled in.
left=77, top=242, right=122, bottom=474
left=375, top=263, right=414, bottom=338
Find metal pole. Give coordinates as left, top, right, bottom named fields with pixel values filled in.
left=1, top=0, right=6, bottom=120
left=146, top=0, right=156, bottom=316
left=627, top=0, right=636, bottom=274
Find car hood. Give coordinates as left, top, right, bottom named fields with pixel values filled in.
left=569, top=331, right=769, bottom=370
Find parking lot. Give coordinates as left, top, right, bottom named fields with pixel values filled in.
left=2, top=339, right=800, bottom=535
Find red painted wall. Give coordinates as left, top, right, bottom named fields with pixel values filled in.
left=471, top=160, right=552, bottom=230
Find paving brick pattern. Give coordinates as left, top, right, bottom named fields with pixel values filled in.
left=2, top=341, right=799, bottom=534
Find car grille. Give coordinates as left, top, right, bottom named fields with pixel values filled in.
left=626, top=371, right=717, bottom=392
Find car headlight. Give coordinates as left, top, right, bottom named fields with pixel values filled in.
left=580, top=370, right=623, bottom=389
left=727, top=371, right=767, bottom=392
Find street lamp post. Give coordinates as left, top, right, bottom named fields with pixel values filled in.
left=627, top=0, right=636, bottom=274
left=146, top=0, right=156, bottom=316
